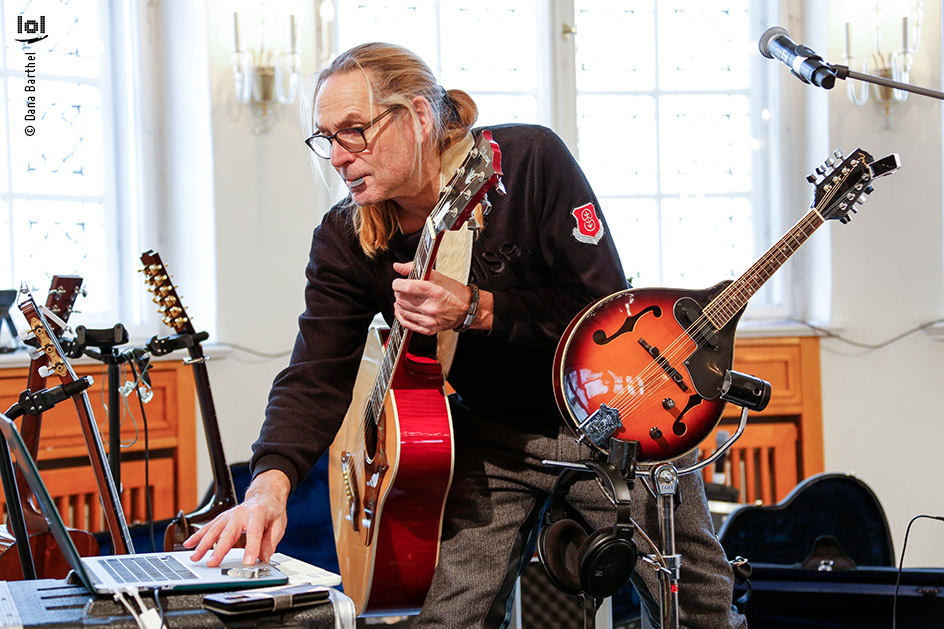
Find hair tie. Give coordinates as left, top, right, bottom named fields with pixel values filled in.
left=440, top=86, right=461, bottom=124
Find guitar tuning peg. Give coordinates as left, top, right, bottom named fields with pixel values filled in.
left=826, top=156, right=837, bottom=167
left=495, top=178, right=507, bottom=196
left=815, top=165, right=826, bottom=175
left=855, top=197, right=866, bottom=205
left=806, top=173, right=816, bottom=183
left=37, top=365, right=54, bottom=378
left=833, top=148, right=844, bottom=159
left=839, top=215, right=852, bottom=224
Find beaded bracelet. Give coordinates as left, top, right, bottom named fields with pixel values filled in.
left=453, top=284, right=480, bottom=333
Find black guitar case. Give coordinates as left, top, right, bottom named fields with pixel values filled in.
left=718, top=472, right=895, bottom=568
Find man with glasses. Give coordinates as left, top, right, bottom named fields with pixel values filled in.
left=186, top=42, right=746, bottom=628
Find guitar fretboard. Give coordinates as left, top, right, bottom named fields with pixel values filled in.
left=369, top=222, right=442, bottom=419
left=704, top=210, right=824, bottom=327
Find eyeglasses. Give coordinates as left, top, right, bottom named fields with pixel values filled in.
left=305, top=106, right=399, bottom=159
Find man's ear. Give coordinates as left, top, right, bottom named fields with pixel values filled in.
left=413, top=95, right=435, bottom=143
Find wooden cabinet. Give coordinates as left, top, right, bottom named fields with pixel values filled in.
left=700, top=336, right=823, bottom=505
left=0, top=359, right=197, bottom=531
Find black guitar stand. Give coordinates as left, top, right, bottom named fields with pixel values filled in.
left=544, top=369, right=771, bottom=629
left=1, top=379, right=93, bottom=580
left=62, top=324, right=147, bottom=491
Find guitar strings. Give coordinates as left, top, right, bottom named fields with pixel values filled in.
left=594, top=163, right=864, bottom=443
left=348, top=146, right=492, bottom=464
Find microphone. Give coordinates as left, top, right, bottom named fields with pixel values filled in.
left=758, top=26, right=837, bottom=89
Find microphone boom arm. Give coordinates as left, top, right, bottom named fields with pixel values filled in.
left=829, top=64, right=944, bottom=101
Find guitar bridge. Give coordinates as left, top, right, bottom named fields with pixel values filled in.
left=340, top=452, right=360, bottom=532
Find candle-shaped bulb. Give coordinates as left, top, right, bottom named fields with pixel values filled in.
left=233, top=12, right=241, bottom=52
left=844, top=22, right=852, bottom=59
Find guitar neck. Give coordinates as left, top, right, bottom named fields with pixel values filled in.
left=369, top=224, right=444, bottom=416
left=704, top=208, right=825, bottom=328
left=185, top=342, right=237, bottom=511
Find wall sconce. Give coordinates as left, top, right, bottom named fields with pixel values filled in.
left=842, top=1, right=924, bottom=126
left=232, top=9, right=300, bottom=134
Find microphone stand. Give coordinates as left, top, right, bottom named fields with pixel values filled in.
left=827, top=64, right=944, bottom=101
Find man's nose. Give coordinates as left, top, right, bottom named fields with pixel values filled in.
left=330, top=141, right=356, bottom=168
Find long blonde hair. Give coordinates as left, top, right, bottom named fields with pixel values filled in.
left=310, top=43, right=478, bottom=257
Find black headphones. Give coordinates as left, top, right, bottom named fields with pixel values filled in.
left=536, top=460, right=638, bottom=599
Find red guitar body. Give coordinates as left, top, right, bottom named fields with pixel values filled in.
left=329, top=328, right=454, bottom=615
left=554, top=282, right=742, bottom=463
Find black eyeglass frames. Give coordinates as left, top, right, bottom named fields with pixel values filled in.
left=305, top=106, right=399, bottom=159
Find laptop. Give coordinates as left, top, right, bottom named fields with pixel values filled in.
left=0, top=412, right=289, bottom=594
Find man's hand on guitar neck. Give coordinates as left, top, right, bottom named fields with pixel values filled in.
left=184, top=469, right=291, bottom=567
left=392, top=261, right=493, bottom=335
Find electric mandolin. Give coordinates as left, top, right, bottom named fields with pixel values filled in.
left=554, top=148, right=901, bottom=463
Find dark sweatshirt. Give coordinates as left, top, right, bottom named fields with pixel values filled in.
left=251, top=124, right=628, bottom=490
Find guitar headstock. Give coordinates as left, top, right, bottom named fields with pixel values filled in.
left=44, top=275, right=85, bottom=336
left=140, top=250, right=196, bottom=335
left=431, top=129, right=504, bottom=234
left=17, top=287, right=73, bottom=380
left=809, top=148, right=901, bottom=224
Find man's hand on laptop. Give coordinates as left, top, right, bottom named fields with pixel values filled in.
left=184, top=469, right=291, bottom=567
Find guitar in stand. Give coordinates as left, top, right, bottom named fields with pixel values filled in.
left=553, top=148, right=900, bottom=464
left=329, top=130, right=503, bottom=615
left=139, top=250, right=239, bottom=551
left=0, top=276, right=101, bottom=579
left=17, top=287, right=135, bottom=555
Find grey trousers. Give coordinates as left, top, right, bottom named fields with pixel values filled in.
left=413, top=402, right=748, bottom=629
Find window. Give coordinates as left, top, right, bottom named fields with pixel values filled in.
left=2, top=0, right=138, bottom=326
left=325, top=0, right=782, bottom=316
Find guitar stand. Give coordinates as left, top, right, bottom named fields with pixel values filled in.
left=63, top=324, right=133, bottom=489
left=545, top=369, right=771, bottom=629
left=0, top=380, right=94, bottom=580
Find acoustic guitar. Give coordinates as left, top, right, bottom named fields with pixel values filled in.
left=554, top=148, right=901, bottom=463
left=0, top=276, right=98, bottom=579
left=17, top=287, right=135, bottom=554
left=139, top=250, right=239, bottom=550
left=329, top=130, right=503, bottom=615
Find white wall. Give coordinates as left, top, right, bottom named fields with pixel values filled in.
left=819, top=2, right=944, bottom=566
left=178, top=1, right=944, bottom=567
left=186, top=2, right=327, bottom=498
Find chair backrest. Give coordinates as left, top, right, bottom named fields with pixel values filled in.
left=718, top=472, right=895, bottom=567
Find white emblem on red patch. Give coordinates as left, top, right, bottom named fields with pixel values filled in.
left=570, top=202, right=605, bottom=245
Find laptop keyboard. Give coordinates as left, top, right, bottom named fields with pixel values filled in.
left=100, top=555, right=199, bottom=584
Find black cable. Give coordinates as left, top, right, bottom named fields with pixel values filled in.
left=798, top=319, right=944, bottom=351
left=892, top=514, right=944, bottom=628
left=152, top=588, right=168, bottom=628
left=128, top=358, right=157, bottom=553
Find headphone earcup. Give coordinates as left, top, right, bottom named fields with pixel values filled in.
left=577, top=528, right=639, bottom=599
left=537, top=519, right=587, bottom=596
